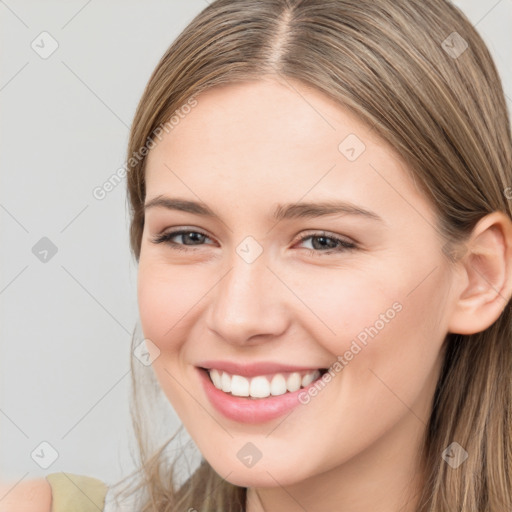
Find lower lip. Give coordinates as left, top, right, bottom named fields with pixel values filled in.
left=197, top=367, right=320, bottom=424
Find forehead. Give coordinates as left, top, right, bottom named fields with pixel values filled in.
left=144, top=78, right=432, bottom=224
left=149, top=77, right=379, bottom=162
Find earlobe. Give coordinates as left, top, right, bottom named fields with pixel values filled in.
left=447, top=211, right=512, bottom=335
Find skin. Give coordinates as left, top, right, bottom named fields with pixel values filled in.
left=0, top=478, right=52, bottom=512
left=137, top=77, right=512, bottom=512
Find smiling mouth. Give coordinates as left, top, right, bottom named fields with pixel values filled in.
left=200, top=367, right=328, bottom=399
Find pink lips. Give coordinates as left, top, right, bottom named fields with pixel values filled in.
left=196, top=361, right=326, bottom=424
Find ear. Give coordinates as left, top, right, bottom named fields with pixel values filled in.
left=447, top=211, right=512, bottom=335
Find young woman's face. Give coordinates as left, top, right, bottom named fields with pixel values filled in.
left=138, top=78, right=458, bottom=489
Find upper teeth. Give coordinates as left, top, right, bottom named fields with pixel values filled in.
left=208, top=369, right=321, bottom=398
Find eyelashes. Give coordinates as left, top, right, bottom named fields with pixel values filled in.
left=151, top=229, right=357, bottom=256
left=151, top=229, right=212, bottom=251
left=294, top=232, right=356, bottom=255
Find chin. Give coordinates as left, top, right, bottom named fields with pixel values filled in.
left=205, top=454, right=308, bottom=488
left=221, top=468, right=287, bottom=488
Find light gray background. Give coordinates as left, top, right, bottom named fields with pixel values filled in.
left=1, top=0, right=511, bottom=487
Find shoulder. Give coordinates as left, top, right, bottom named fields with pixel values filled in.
left=0, top=473, right=109, bottom=512
left=0, top=477, right=52, bottom=512
left=46, top=472, right=109, bottom=511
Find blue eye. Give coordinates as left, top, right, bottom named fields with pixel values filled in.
left=151, top=229, right=357, bottom=255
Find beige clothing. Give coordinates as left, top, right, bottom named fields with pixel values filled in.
left=46, top=472, right=108, bottom=512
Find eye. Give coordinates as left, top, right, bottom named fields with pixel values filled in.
left=151, top=228, right=357, bottom=256
left=294, top=232, right=357, bottom=256
left=151, top=229, right=215, bottom=251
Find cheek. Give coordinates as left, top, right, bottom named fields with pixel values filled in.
left=137, top=260, right=206, bottom=348
left=286, top=265, right=402, bottom=356
left=332, top=265, right=450, bottom=418
left=137, top=262, right=202, bottom=412
left=293, top=260, right=449, bottom=391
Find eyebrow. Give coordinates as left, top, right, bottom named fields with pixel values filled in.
left=143, top=196, right=383, bottom=222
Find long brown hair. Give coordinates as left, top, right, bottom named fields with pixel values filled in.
left=108, top=1, right=512, bottom=510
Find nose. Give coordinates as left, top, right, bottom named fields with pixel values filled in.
left=205, top=248, right=290, bottom=346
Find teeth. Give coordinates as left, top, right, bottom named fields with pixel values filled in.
left=287, top=372, right=301, bottom=392
left=210, top=369, right=222, bottom=389
left=208, top=369, right=322, bottom=399
left=270, top=374, right=287, bottom=396
left=231, top=375, right=250, bottom=396
left=221, top=371, right=231, bottom=393
left=301, top=372, right=316, bottom=387
left=250, top=376, right=271, bottom=398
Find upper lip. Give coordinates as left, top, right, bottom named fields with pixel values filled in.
left=196, top=360, right=327, bottom=378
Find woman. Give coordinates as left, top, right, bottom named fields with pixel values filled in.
left=4, top=0, right=511, bottom=510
